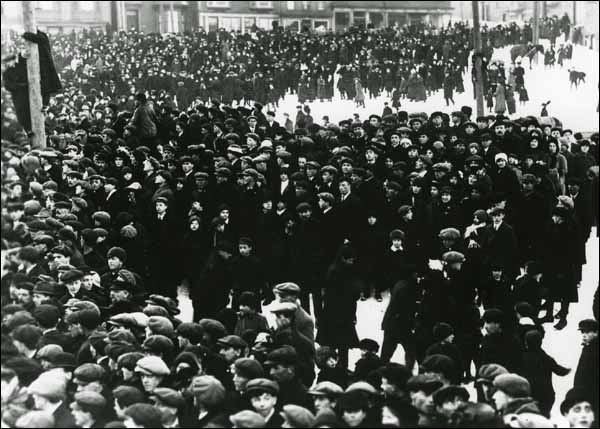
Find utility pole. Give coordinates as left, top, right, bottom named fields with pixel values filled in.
left=572, top=0, right=576, bottom=25
left=472, top=1, right=484, bottom=117
left=542, top=1, right=547, bottom=18
left=533, top=0, right=540, bottom=44
left=22, top=1, right=46, bottom=148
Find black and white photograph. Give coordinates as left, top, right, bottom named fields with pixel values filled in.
left=0, top=1, right=598, bottom=427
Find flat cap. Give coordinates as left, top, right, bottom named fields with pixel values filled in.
left=73, top=363, right=106, bottom=384
left=442, top=251, right=465, bottom=264
left=280, top=404, right=315, bottom=428
left=113, top=385, right=146, bottom=408
left=308, top=381, right=344, bottom=397
left=60, top=269, right=84, bottom=283
left=477, top=363, right=508, bottom=383
left=229, top=410, right=267, bottom=428
left=124, top=403, right=163, bottom=427
left=72, top=390, right=107, bottom=410
left=147, top=316, right=175, bottom=337
left=150, top=387, right=185, bottom=408
left=438, top=228, right=461, bottom=241
left=233, top=358, right=264, bottom=380
left=245, top=378, right=280, bottom=396
left=406, top=374, right=444, bottom=395
left=135, top=355, right=170, bottom=376
left=270, top=301, right=298, bottom=314
left=217, top=335, right=247, bottom=350
left=493, top=373, right=531, bottom=398
left=264, top=346, right=298, bottom=366
left=273, top=282, right=301, bottom=296
left=432, top=385, right=470, bottom=406
left=190, top=375, right=226, bottom=407
left=578, top=319, right=599, bottom=333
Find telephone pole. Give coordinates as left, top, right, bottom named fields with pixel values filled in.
left=472, top=1, right=484, bottom=117
left=22, top=1, right=46, bottom=148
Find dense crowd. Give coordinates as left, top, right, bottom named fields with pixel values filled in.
left=1, top=17, right=599, bottom=429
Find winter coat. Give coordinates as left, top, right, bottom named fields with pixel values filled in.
left=494, top=84, right=507, bottom=114
left=522, top=348, right=570, bottom=416
left=542, top=219, right=579, bottom=302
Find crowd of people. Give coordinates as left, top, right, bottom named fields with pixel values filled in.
left=1, top=17, right=599, bottom=429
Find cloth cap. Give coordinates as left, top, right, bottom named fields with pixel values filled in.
left=264, top=346, right=298, bottom=367
left=389, top=229, right=405, bottom=241
left=433, top=322, right=455, bottom=341
left=270, top=301, right=298, bottom=315
left=358, top=338, right=379, bottom=353
left=28, top=372, right=67, bottom=401
left=14, top=411, right=55, bottom=428
left=230, top=410, right=267, bottom=428
left=150, top=387, right=185, bottom=408
left=73, top=390, right=107, bottom=411
left=123, top=404, right=163, bottom=428
left=280, top=404, right=315, bottom=428
left=308, top=381, right=344, bottom=397
left=273, top=282, right=301, bottom=296
left=493, top=373, right=531, bottom=398
left=73, top=363, right=105, bottom=384
left=432, top=385, right=470, bottom=406
left=217, top=335, right=247, bottom=350
left=134, top=356, right=170, bottom=376
left=190, top=375, right=226, bottom=407
left=442, top=251, right=465, bottom=264
left=36, top=344, right=63, bottom=361
left=147, top=316, right=174, bottom=337
left=245, top=378, right=280, bottom=396
left=406, top=374, right=444, bottom=395
left=113, top=385, right=145, bottom=408
left=439, top=228, right=461, bottom=241
left=233, top=358, right=264, bottom=380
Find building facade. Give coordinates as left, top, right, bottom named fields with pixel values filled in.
left=1, top=0, right=111, bottom=34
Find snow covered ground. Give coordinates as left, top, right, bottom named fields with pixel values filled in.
left=270, top=41, right=599, bottom=133
left=178, top=40, right=599, bottom=424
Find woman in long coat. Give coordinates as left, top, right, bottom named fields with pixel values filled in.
left=316, top=244, right=361, bottom=370
left=540, top=207, right=579, bottom=328
left=494, top=83, right=507, bottom=114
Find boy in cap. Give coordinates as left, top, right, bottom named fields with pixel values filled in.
left=149, top=387, right=185, bottom=427
left=492, top=373, right=540, bottom=419
left=123, top=403, right=164, bottom=428
left=69, top=391, right=108, bottom=428
left=246, top=378, right=283, bottom=427
left=354, top=338, right=382, bottom=381
left=280, top=404, right=316, bottom=428
left=407, top=374, right=444, bottom=426
left=308, top=381, right=343, bottom=413
left=134, top=356, right=170, bottom=394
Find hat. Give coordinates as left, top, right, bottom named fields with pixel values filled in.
left=358, top=338, right=379, bottom=353
left=107, top=246, right=127, bottom=262
left=117, top=352, right=145, bottom=371
left=245, top=378, right=280, bottom=396
left=433, top=322, right=455, bottom=342
left=477, top=363, right=509, bottom=383
left=190, top=375, right=226, bottom=407
left=503, top=413, right=554, bottom=428
left=273, top=282, right=301, bottom=296
left=421, top=354, right=457, bottom=382
left=495, top=152, right=508, bottom=163
left=32, top=304, right=61, bottom=327
left=578, top=318, right=598, bottom=333
left=176, top=322, right=204, bottom=344
left=482, top=308, right=504, bottom=324
left=113, top=385, right=145, bottom=408
left=280, top=405, right=315, bottom=428
left=147, top=316, right=174, bottom=337
left=229, top=410, right=267, bottom=428
left=72, top=390, right=107, bottom=412
left=308, top=381, right=344, bottom=398
left=198, top=319, right=227, bottom=340
left=14, top=410, right=55, bottom=428
left=264, top=346, right=298, bottom=367
left=11, top=325, right=43, bottom=349
left=135, top=356, right=170, bottom=376
left=217, top=335, right=247, bottom=350
left=313, top=408, right=339, bottom=428
left=150, top=387, right=185, bottom=409
left=493, top=373, right=531, bottom=398
left=345, top=381, right=378, bottom=395
left=123, top=404, right=163, bottom=428
left=270, top=301, right=298, bottom=315
left=227, top=144, right=243, bottom=155
left=28, top=372, right=67, bottom=401
left=442, top=251, right=465, bottom=264
left=36, top=344, right=63, bottom=362
left=432, top=385, right=470, bottom=406
left=233, top=358, right=264, bottom=380
left=406, top=374, right=444, bottom=395
left=143, top=335, right=174, bottom=356
left=60, top=269, right=84, bottom=284
left=560, top=387, right=593, bottom=414
left=389, top=229, right=405, bottom=241
left=438, top=228, right=461, bottom=241
left=73, top=363, right=105, bottom=385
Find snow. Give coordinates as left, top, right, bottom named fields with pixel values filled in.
left=178, top=39, right=599, bottom=424
left=269, top=40, right=599, bottom=133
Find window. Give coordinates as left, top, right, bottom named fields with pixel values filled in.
left=36, top=1, right=55, bottom=10
left=79, top=1, right=94, bottom=12
left=221, top=16, right=241, bottom=31
left=256, top=17, right=272, bottom=30
left=207, top=16, right=218, bottom=31
left=244, top=17, right=256, bottom=31
left=317, top=1, right=324, bottom=10
left=302, top=1, right=309, bottom=10
left=126, top=9, right=139, bottom=31
left=253, top=1, right=273, bottom=8
left=206, top=1, right=230, bottom=8
left=287, top=1, right=294, bottom=10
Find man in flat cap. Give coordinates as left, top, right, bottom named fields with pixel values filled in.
left=149, top=387, right=185, bottom=428
left=69, top=390, right=108, bottom=428
left=245, top=378, right=283, bottom=427
left=135, top=355, right=170, bottom=395
left=264, top=346, right=312, bottom=410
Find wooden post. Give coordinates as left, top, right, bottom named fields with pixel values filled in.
left=169, top=0, right=175, bottom=33
left=472, top=1, right=484, bottom=117
left=22, top=1, right=46, bottom=148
